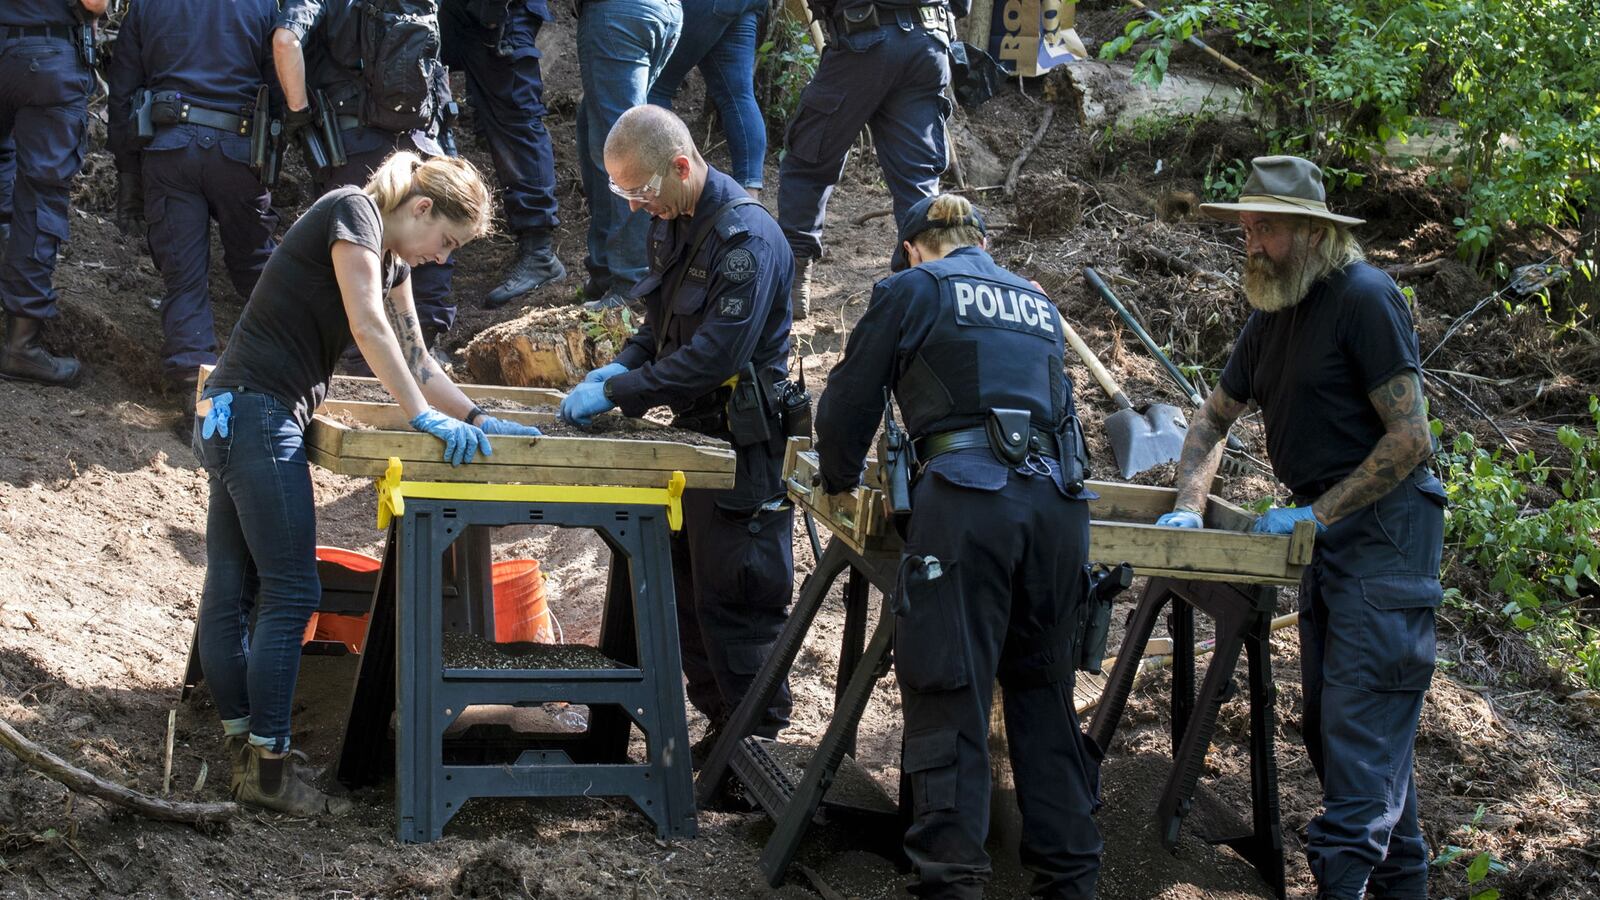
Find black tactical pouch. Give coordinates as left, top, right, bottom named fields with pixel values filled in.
left=1059, top=414, right=1089, bottom=494
left=1077, top=563, right=1133, bottom=674
left=985, top=408, right=1032, bottom=466
left=725, top=363, right=775, bottom=447
left=133, top=88, right=155, bottom=143
left=841, top=4, right=880, bottom=34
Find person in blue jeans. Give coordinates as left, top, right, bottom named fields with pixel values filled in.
left=647, top=0, right=766, bottom=199
left=194, top=152, right=541, bottom=816
left=575, top=0, right=681, bottom=309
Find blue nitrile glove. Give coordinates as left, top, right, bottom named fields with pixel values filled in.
left=201, top=392, right=233, bottom=439
left=1250, top=505, right=1327, bottom=535
left=1155, top=509, right=1204, bottom=529
left=477, top=415, right=542, bottom=437
left=582, top=362, right=629, bottom=384
left=559, top=381, right=615, bottom=427
left=410, top=408, right=493, bottom=466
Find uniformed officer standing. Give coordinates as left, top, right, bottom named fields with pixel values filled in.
left=0, top=0, right=107, bottom=386
left=776, top=0, right=957, bottom=319
left=273, top=0, right=460, bottom=359
left=815, top=194, right=1102, bottom=899
left=107, top=0, right=281, bottom=411
left=560, top=106, right=797, bottom=743
left=1160, top=156, right=1444, bottom=900
left=441, top=0, right=567, bottom=308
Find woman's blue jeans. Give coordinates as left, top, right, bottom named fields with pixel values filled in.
left=192, top=389, right=320, bottom=753
left=647, top=0, right=767, bottom=188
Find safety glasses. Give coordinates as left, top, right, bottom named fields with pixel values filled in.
left=608, top=170, right=664, bottom=202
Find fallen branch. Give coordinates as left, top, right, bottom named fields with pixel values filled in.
left=0, top=715, right=237, bottom=826
left=851, top=208, right=895, bottom=226
left=1004, top=106, right=1055, bottom=197
left=1381, top=258, right=1446, bottom=280
left=1126, top=245, right=1235, bottom=285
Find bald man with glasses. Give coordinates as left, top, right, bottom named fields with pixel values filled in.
left=561, top=105, right=798, bottom=755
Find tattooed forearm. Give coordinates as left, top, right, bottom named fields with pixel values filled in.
left=383, top=291, right=435, bottom=385
left=1173, top=389, right=1247, bottom=512
left=1312, top=371, right=1433, bottom=525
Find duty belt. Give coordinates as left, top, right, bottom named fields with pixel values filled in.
left=834, top=3, right=949, bottom=36
left=150, top=93, right=252, bottom=137
left=914, top=425, right=1060, bottom=464
left=0, top=24, right=75, bottom=41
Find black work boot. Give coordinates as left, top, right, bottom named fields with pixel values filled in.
left=0, top=315, right=82, bottom=387
left=419, top=324, right=453, bottom=370
left=486, top=230, right=567, bottom=308
left=170, top=371, right=200, bottom=441
left=792, top=257, right=815, bottom=320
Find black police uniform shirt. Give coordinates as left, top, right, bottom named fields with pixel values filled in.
left=106, top=0, right=279, bottom=173
left=4, top=0, right=78, bottom=26
left=606, top=166, right=793, bottom=418
left=1219, top=260, right=1423, bottom=497
left=816, top=245, right=1079, bottom=497
left=209, top=188, right=410, bottom=427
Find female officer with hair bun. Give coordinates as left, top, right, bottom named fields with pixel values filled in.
left=194, top=152, right=540, bottom=816
left=816, top=193, right=1103, bottom=899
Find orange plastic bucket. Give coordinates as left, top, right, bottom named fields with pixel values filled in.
left=304, top=546, right=382, bottom=653
left=491, top=559, right=554, bottom=644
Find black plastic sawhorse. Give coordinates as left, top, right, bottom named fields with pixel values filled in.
left=1088, top=576, right=1287, bottom=899
left=334, top=481, right=696, bottom=843
left=696, top=536, right=902, bottom=886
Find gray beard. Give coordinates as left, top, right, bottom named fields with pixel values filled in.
left=1243, top=250, right=1322, bottom=312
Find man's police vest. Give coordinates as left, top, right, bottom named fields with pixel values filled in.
left=895, top=253, right=1071, bottom=440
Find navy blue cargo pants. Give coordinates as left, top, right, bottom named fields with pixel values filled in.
left=1297, top=468, right=1447, bottom=900
left=142, top=127, right=277, bottom=380
left=671, top=432, right=794, bottom=736
left=777, top=13, right=950, bottom=263
left=444, top=3, right=559, bottom=238
left=0, top=35, right=90, bottom=321
left=897, top=464, right=1101, bottom=899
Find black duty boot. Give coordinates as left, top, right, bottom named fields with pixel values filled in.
left=0, top=315, right=81, bottom=387
left=171, top=372, right=200, bottom=441
left=486, top=231, right=567, bottom=308
left=792, top=256, right=814, bottom=320
left=420, top=324, right=453, bottom=370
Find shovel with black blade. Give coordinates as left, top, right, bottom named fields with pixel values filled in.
left=1064, top=320, right=1188, bottom=479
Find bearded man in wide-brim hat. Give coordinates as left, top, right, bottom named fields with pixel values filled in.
left=1155, top=155, right=1446, bottom=899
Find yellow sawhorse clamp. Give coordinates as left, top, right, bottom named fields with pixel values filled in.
left=375, top=457, right=688, bottom=531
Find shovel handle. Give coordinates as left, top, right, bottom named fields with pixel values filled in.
left=1063, top=320, right=1134, bottom=411
left=1083, top=266, right=1205, bottom=407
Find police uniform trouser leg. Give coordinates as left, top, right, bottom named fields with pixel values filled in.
left=676, top=436, right=794, bottom=736
left=776, top=26, right=948, bottom=262
left=1300, top=473, right=1444, bottom=900
left=898, top=473, right=1100, bottom=899
left=460, top=6, right=560, bottom=235
left=0, top=132, right=14, bottom=232
left=0, top=37, right=90, bottom=321
left=202, top=142, right=277, bottom=310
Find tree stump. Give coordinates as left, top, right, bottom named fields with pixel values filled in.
left=465, top=306, right=606, bottom=388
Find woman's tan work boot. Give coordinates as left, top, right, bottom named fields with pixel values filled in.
left=226, top=736, right=324, bottom=794
left=233, top=743, right=352, bottom=817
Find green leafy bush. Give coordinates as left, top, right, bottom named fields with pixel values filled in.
left=1435, top=397, right=1600, bottom=687
left=756, top=9, right=820, bottom=138
left=1098, top=0, right=1600, bottom=275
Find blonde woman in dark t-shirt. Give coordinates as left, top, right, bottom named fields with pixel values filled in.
left=195, top=152, right=538, bottom=815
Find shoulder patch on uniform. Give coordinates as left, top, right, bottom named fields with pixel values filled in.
left=721, top=248, right=758, bottom=284
left=718, top=217, right=750, bottom=239
left=719, top=293, right=747, bottom=317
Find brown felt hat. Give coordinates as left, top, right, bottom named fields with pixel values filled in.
left=1199, top=155, right=1365, bottom=226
